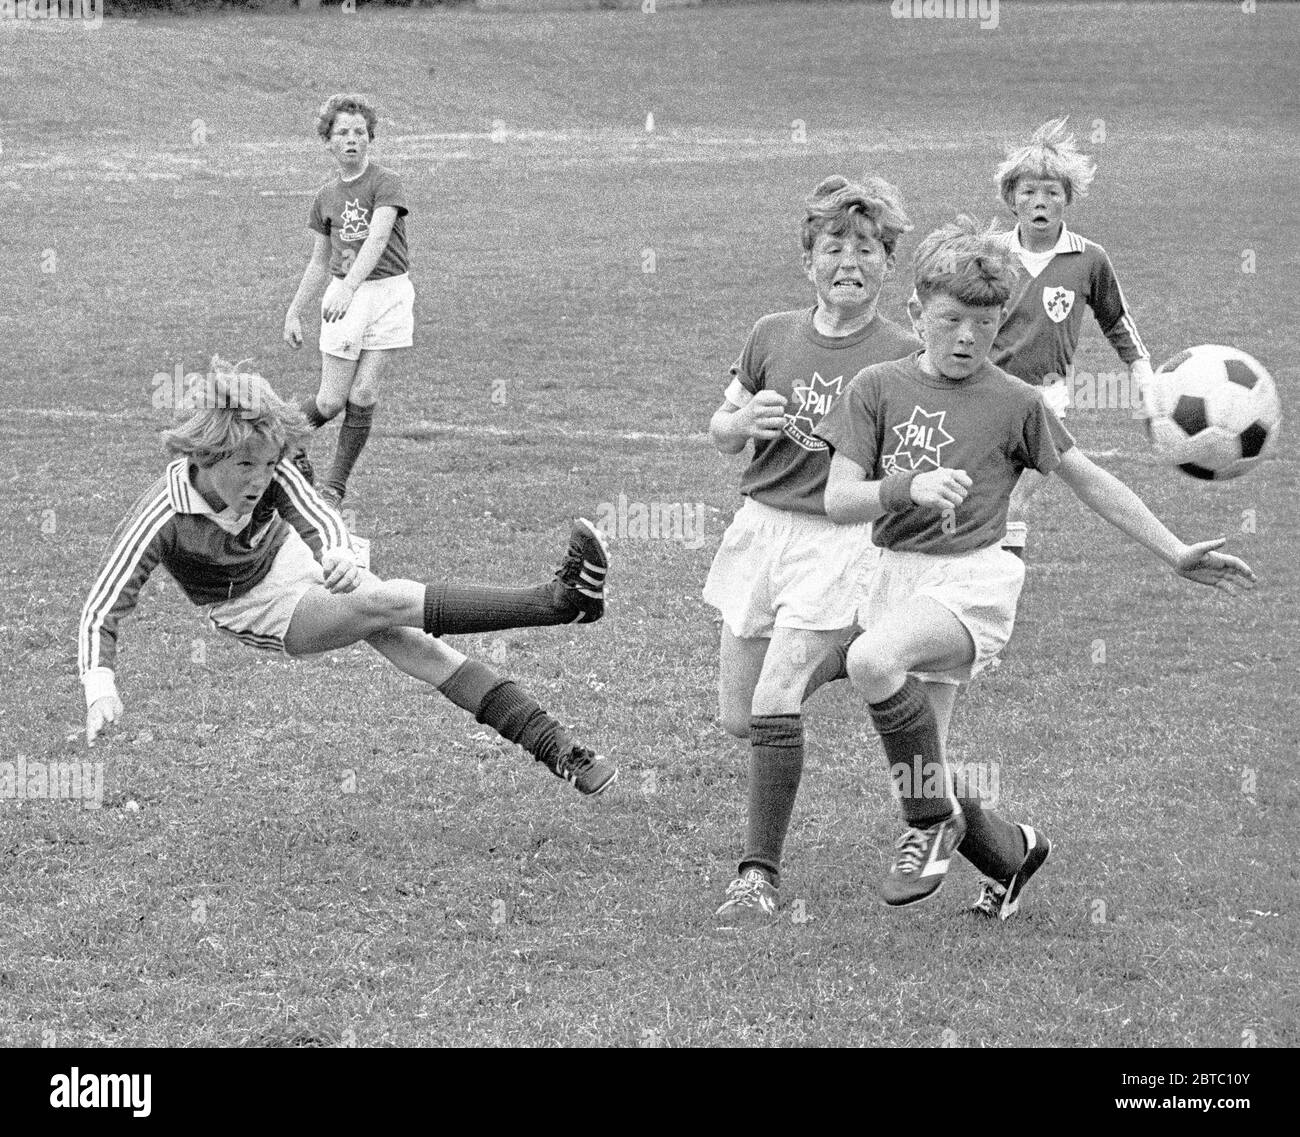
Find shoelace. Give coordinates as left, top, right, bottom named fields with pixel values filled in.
left=891, top=827, right=931, bottom=875
left=556, top=748, right=594, bottom=780
left=973, top=881, right=1005, bottom=913
left=722, top=876, right=766, bottom=905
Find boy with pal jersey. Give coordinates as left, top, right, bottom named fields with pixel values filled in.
left=818, top=217, right=1254, bottom=915
left=285, top=93, right=413, bottom=508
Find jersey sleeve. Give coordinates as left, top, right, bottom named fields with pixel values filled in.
left=272, top=460, right=352, bottom=558
left=79, top=497, right=173, bottom=679
left=1017, top=393, right=1077, bottom=475
left=724, top=320, right=768, bottom=406
left=814, top=371, right=881, bottom=473
left=1088, top=248, right=1148, bottom=364
left=371, top=168, right=409, bottom=218
left=307, top=186, right=330, bottom=236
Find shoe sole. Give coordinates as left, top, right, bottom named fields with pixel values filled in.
left=880, top=814, right=966, bottom=908
left=882, top=877, right=947, bottom=908
left=579, top=767, right=618, bottom=798
left=1000, top=828, right=1051, bottom=920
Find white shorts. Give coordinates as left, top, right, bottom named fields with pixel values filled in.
left=862, top=544, right=1026, bottom=685
left=206, top=529, right=324, bottom=653
left=703, top=498, right=878, bottom=638
left=319, top=272, right=414, bottom=361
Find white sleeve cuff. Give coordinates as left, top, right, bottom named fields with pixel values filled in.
left=82, top=667, right=118, bottom=709
left=723, top=377, right=754, bottom=408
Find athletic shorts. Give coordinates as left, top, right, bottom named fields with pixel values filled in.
left=703, top=497, right=878, bottom=638
left=205, top=529, right=324, bottom=654
left=862, top=543, right=1025, bottom=686
left=319, top=272, right=415, bottom=361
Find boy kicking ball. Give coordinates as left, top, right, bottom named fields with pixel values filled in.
left=704, top=175, right=921, bottom=925
left=284, top=93, right=412, bottom=509
left=79, top=361, right=615, bottom=797
left=817, top=217, right=1254, bottom=915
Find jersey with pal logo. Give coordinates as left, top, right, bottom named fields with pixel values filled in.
left=724, top=307, right=920, bottom=515
left=308, top=163, right=410, bottom=281
left=816, top=354, right=1075, bottom=553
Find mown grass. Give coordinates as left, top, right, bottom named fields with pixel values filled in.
left=1, top=1, right=1297, bottom=1048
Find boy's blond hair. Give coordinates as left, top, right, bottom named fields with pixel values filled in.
left=913, top=216, right=1019, bottom=308
left=316, top=93, right=380, bottom=142
left=801, top=174, right=913, bottom=257
left=163, top=358, right=309, bottom=468
left=995, top=117, right=1097, bottom=207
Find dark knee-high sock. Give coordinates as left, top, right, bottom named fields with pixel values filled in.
left=299, top=395, right=335, bottom=430
left=868, top=676, right=955, bottom=826
left=325, top=400, right=375, bottom=494
left=740, top=713, right=804, bottom=885
left=956, top=796, right=1028, bottom=882
left=423, top=582, right=576, bottom=636
left=438, top=659, right=571, bottom=767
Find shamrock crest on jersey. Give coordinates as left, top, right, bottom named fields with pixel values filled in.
left=1042, top=285, right=1075, bottom=324
left=340, top=198, right=370, bottom=243
left=784, top=371, right=845, bottom=450
left=883, top=406, right=955, bottom=475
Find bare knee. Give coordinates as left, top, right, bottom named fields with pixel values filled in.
left=720, top=710, right=751, bottom=739
left=315, top=394, right=347, bottom=420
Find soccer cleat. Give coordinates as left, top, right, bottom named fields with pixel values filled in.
left=880, top=811, right=967, bottom=907
left=714, top=867, right=779, bottom=925
left=554, top=518, right=609, bottom=623
left=318, top=484, right=345, bottom=510
left=970, top=824, right=1051, bottom=920
left=545, top=744, right=617, bottom=797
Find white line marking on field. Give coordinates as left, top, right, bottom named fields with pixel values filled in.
left=13, top=406, right=707, bottom=445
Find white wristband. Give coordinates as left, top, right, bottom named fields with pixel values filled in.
left=82, top=667, right=118, bottom=709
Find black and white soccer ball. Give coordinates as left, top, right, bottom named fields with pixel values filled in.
left=1142, top=344, right=1282, bottom=480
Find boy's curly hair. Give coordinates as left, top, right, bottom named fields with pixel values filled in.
left=316, top=93, right=380, bottom=142
left=801, top=174, right=913, bottom=257
left=913, top=216, right=1019, bottom=308
left=995, top=117, right=1097, bottom=208
left=163, top=358, right=309, bottom=468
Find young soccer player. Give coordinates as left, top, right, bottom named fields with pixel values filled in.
left=911, top=119, right=1153, bottom=556
left=988, top=118, right=1152, bottom=555
left=79, top=362, right=616, bottom=797
left=284, top=93, right=412, bottom=508
left=704, top=175, right=922, bottom=924
left=817, top=217, right=1254, bottom=915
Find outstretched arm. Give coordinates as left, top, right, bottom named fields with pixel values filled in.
left=1054, top=448, right=1256, bottom=594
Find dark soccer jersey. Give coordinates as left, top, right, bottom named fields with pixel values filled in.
left=726, top=308, right=921, bottom=515
left=308, top=162, right=410, bottom=281
left=815, top=354, right=1075, bottom=553
left=78, top=459, right=350, bottom=676
left=991, top=226, right=1147, bottom=385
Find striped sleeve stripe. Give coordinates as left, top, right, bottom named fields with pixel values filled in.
left=78, top=491, right=173, bottom=674
left=1111, top=274, right=1149, bottom=359
left=276, top=460, right=350, bottom=549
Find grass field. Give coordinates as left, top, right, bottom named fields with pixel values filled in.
left=2, top=1, right=1297, bottom=1050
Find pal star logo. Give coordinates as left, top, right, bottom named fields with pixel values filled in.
left=339, top=198, right=370, bottom=243
left=883, top=406, right=955, bottom=475
left=784, top=371, right=844, bottom=451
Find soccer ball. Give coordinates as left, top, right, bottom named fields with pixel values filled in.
left=1142, top=344, right=1282, bottom=480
